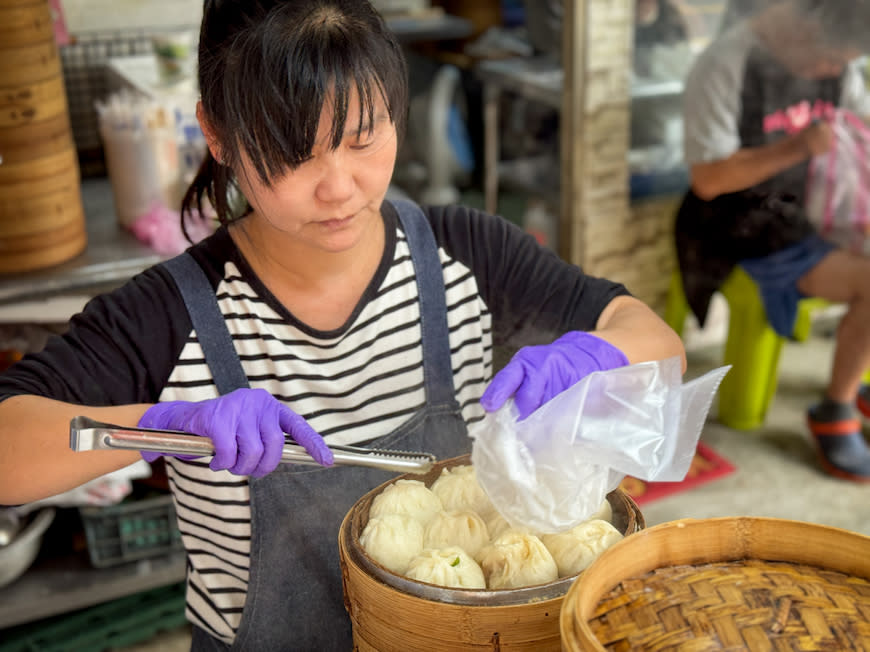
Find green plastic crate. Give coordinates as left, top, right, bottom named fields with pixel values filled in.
left=0, top=582, right=188, bottom=652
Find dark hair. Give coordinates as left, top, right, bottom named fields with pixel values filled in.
left=181, top=0, right=409, bottom=235
left=793, top=0, right=870, bottom=49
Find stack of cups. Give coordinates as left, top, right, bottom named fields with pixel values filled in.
left=97, top=91, right=181, bottom=228
left=0, top=0, right=87, bottom=273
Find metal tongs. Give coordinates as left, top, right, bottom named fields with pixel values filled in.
left=69, top=416, right=436, bottom=474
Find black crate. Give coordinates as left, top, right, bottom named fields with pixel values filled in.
left=78, top=494, right=182, bottom=568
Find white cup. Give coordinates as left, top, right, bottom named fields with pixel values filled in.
left=101, top=123, right=180, bottom=227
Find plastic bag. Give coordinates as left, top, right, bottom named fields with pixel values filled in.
left=805, top=108, right=870, bottom=255
left=129, top=202, right=214, bottom=255
left=12, top=459, right=153, bottom=517
left=469, top=357, right=729, bottom=533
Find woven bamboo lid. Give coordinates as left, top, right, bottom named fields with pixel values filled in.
left=560, top=517, right=870, bottom=651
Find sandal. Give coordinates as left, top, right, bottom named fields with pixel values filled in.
left=807, top=410, right=870, bottom=483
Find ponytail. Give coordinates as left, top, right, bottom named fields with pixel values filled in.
left=180, top=149, right=247, bottom=243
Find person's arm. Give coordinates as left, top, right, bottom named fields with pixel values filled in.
left=0, top=395, right=148, bottom=505
left=431, top=205, right=688, bottom=417
left=690, top=123, right=832, bottom=200
left=0, top=265, right=190, bottom=505
left=0, top=387, right=333, bottom=505
left=592, top=294, right=686, bottom=372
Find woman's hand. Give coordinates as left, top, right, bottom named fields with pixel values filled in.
left=138, top=388, right=333, bottom=476
left=480, top=331, right=629, bottom=420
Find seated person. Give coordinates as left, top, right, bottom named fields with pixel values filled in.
left=675, top=0, right=870, bottom=481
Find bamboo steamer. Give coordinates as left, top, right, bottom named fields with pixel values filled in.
left=0, top=0, right=53, bottom=49
left=338, top=454, right=645, bottom=651
left=0, top=154, right=78, bottom=201
left=0, top=183, right=82, bottom=235
left=0, top=111, right=71, bottom=164
left=560, top=517, right=870, bottom=651
left=0, top=145, right=78, bottom=184
left=0, top=40, right=60, bottom=86
left=0, top=0, right=86, bottom=273
left=0, top=76, right=69, bottom=130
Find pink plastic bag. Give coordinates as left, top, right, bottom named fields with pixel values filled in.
left=129, top=203, right=215, bottom=255
left=805, top=109, right=870, bottom=255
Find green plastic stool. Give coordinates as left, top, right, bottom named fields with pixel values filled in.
left=665, top=266, right=830, bottom=430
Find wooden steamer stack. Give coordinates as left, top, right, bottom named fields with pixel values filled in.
left=0, top=0, right=86, bottom=273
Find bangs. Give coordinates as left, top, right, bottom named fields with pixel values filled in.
left=211, top=4, right=406, bottom=186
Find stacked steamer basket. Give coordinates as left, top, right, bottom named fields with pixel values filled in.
left=0, top=0, right=86, bottom=273
left=338, top=454, right=645, bottom=651
left=560, top=517, right=870, bottom=650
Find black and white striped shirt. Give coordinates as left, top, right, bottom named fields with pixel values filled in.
left=0, top=202, right=628, bottom=642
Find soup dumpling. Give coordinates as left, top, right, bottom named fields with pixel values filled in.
left=540, top=519, right=623, bottom=577
left=360, top=513, right=424, bottom=574
left=369, top=479, right=443, bottom=526
left=430, top=465, right=494, bottom=517
left=423, top=510, right=490, bottom=561
left=483, top=510, right=512, bottom=542
left=478, top=530, right=558, bottom=589
left=484, top=510, right=513, bottom=539
left=405, top=546, right=486, bottom=589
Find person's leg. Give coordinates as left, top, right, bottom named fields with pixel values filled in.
left=797, top=249, right=870, bottom=402
left=797, top=249, right=870, bottom=482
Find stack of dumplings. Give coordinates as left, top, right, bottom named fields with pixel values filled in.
left=359, top=464, right=625, bottom=590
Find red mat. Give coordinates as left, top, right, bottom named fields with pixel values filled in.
left=618, top=442, right=736, bottom=505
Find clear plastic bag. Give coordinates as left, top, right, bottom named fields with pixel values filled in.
left=469, top=357, right=729, bottom=533
left=805, top=108, right=870, bottom=255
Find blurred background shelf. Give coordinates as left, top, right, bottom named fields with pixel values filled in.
left=0, top=544, right=186, bottom=629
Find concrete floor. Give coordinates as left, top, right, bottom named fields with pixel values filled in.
left=114, top=321, right=870, bottom=651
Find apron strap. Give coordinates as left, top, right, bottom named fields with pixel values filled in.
left=162, top=253, right=250, bottom=395
left=387, top=199, right=459, bottom=409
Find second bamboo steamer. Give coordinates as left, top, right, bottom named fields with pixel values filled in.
left=0, top=0, right=86, bottom=273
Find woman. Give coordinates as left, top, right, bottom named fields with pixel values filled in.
left=0, top=1, right=684, bottom=648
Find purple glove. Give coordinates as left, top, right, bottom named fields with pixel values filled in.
left=480, top=331, right=629, bottom=420
left=138, top=388, right=333, bottom=477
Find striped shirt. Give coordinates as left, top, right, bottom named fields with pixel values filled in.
left=0, top=201, right=628, bottom=643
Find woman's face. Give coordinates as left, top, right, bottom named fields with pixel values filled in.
left=232, top=90, right=398, bottom=253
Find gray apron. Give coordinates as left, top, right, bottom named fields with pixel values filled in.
left=163, top=200, right=471, bottom=651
